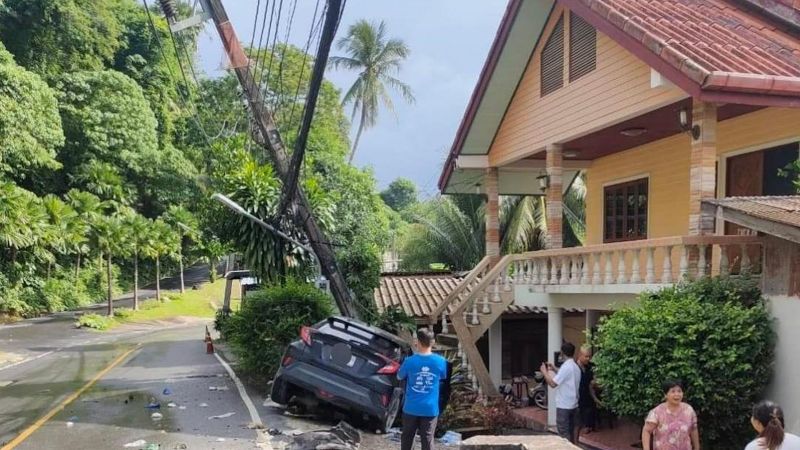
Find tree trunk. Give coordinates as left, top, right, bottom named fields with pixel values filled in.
left=75, top=253, right=82, bottom=279
left=179, top=249, right=185, bottom=293
left=106, top=252, right=113, bottom=317
left=133, top=251, right=139, bottom=311
left=348, top=107, right=368, bottom=164
left=156, top=256, right=161, bottom=302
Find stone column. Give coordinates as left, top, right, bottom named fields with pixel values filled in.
left=689, top=101, right=717, bottom=235
left=547, top=306, right=563, bottom=428
left=546, top=144, right=564, bottom=249
left=489, top=319, right=503, bottom=388
left=485, top=167, right=501, bottom=263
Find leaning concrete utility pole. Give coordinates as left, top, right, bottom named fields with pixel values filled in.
left=201, top=0, right=357, bottom=318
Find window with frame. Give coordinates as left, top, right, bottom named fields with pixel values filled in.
left=540, top=15, right=564, bottom=97
left=603, top=178, right=648, bottom=243
left=569, top=12, right=596, bottom=82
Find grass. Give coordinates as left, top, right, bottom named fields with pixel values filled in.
left=76, top=279, right=242, bottom=331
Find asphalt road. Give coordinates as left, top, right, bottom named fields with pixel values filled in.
left=0, top=322, right=263, bottom=449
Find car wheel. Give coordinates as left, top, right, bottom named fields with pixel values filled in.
left=271, top=379, right=290, bottom=405
left=377, top=391, right=402, bottom=433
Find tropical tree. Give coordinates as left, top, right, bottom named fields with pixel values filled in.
left=164, top=205, right=199, bottom=293
left=329, top=20, right=415, bottom=162
left=92, top=215, right=126, bottom=315
left=144, top=219, right=179, bottom=301
left=65, top=189, right=105, bottom=278
left=125, top=214, right=151, bottom=310
left=380, top=177, right=418, bottom=212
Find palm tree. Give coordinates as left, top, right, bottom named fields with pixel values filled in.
left=144, top=219, right=179, bottom=302
left=164, top=205, right=198, bottom=294
left=41, top=195, right=83, bottom=278
left=329, top=20, right=415, bottom=163
left=126, top=214, right=151, bottom=310
left=65, top=189, right=105, bottom=278
left=93, top=215, right=126, bottom=316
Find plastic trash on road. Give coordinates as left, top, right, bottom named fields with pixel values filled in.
left=208, top=386, right=229, bottom=391
left=167, top=402, right=177, bottom=408
left=438, top=431, right=462, bottom=446
left=386, top=427, right=402, bottom=442
left=208, top=412, right=236, bottom=420
left=123, top=440, right=147, bottom=448
left=162, top=388, right=172, bottom=395
left=151, top=412, right=163, bottom=421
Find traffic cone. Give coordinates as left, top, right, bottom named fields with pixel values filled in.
left=205, top=325, right=214, bottom=354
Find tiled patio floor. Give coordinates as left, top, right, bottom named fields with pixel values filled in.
left=513, top=407, right=642, bottom=450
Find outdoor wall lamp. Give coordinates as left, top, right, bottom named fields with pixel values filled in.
left=537, top=174, right=550, bottom=191
left=679, top=108, right=701, bottom=140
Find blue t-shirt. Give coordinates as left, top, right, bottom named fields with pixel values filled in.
left=398, top=353, right=448, bottom=417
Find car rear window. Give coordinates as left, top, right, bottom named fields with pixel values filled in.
left=317, top=322, right=402, bottom=358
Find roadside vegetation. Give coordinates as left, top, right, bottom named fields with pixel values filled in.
left=592, top=276, right=775, bottom=448
left=0, top=1, right=396, bottom=323
left=76, top=279, right=227, bottom=330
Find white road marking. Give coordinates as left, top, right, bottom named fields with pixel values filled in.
left=0, top=350, right=57, bottom=372
left=214, top=352, right=263, bottom=428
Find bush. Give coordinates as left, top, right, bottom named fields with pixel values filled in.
left=76, top=313, right=115, bottom=330
left=113, top=308, right=133, bottom=319
left=224, top=281, right=333, bottom=381
left=593, top=276, right=775, bottom=448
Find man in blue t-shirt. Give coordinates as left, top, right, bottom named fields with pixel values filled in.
left=398, top=328, right=448, bottom=450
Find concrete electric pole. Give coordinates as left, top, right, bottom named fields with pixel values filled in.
left=174, top=0, right=357, bottom=318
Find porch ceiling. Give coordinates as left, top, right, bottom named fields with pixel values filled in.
left=445, top=167, right=581, bottom=195
left=524, top=100, right=762, bottom=161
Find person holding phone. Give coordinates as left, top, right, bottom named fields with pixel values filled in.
left=540, top=342, right=581, bottom=444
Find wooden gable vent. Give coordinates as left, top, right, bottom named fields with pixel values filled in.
left=540, top=14, right=564, bottom=97
left=569, top=12, right=596, bottom=82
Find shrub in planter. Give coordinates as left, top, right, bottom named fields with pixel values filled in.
left=593, top=276, right=775, bottom=448
left=224, top=281, right=333, bottom=381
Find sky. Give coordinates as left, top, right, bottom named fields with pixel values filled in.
left=195, top=0, right=507, bottom=197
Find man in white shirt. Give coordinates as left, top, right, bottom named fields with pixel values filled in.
left=540, top=342, right=581, bottom=444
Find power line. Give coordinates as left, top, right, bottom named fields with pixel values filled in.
left=286, top=0, right=323, bottom=128
left=141, top=0, right=214, bottom=148
left=260, top=0, right=285, bottom=107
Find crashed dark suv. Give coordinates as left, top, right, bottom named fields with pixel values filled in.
left=270, top=316, right=411, bottom=432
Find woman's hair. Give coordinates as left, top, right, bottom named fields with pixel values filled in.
left=661, top=379, right=684, bottom=395
left=752, top=400, right=785, bottom=450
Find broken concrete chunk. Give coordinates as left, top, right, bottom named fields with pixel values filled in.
left=459, top=435, right=581, bottom=450
left=284, top=421, right=361, bottom=450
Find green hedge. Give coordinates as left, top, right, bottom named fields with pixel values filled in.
left=219, top=281, right=333, bottom=381
left=593, top=276, right=775, bottom=448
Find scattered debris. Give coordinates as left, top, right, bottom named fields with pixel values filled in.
left=151, top=412, right=163, bottom=421
left=178, top=406, right=187, bottom=410
left=277, top=421, right=360, bottom=450
left=68, top=415, right=79, bottom=422
left=208, top=386, right=229, bottom=391
left=174, top=444, right=188, bottom=450
left=124, top=440, right=147, bottom=448
left=163, top=388, right=172, bottom=395
left=199, top=403, right=209, bottom=408
left=216, top=438, right=226, bottom=442
left=208, top=412, right=236, bottom=420
left=0, top=381, right=14, bottom=387
left=145, top=444, right=159, bottom=450
left=439, top=430, right=462, bottom=446
left=167, top=402, right=177, bottom=408
left=268, top=429, right=282, bottom=436
left=66, top=421, right=74, bottom=428
left=146, top=397, right=161, bottom=409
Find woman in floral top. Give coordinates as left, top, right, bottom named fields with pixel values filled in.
left=641, top=380, right=700, bottom=450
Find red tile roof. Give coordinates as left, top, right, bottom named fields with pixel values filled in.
left=705, top=196, right=800, bottom=229
left=565, top=0, right=800, bottom=99
left=374, top=272, right=577, bottom=320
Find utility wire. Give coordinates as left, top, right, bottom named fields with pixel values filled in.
left=141, top=0, right=214, bottom=148
left=261, top=0, right=285, bottom=107
left=286, top=0, right=323, bottom=128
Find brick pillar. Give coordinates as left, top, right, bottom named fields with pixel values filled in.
left=689, top=101, right=717, bottom=235
left=546, top=144, right=564, bottom=249
left=485, top=167, right=500, bottom=263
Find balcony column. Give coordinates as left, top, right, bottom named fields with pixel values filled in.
left=689, top=101, right=717, bottom=235
left=485, top=167, right=501, bottom=264
left=489, top=319, right=503, bottom=388
left=547, top=306, right=563, bottom=428
left=546, top=144, right=564, bottom=249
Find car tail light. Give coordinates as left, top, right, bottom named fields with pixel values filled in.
left=381, top=394, right=390, bottom=407
left=300, top=326, right=313, bottom=346
left=282, top=355, right=294, bottom=367
left=318, top=389, right=334, bottom=399
left=376, top=355, right=400, bottom=375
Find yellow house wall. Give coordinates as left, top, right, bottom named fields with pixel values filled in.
left=488, top=5, right=686, bottom=166
left=585, top=108, right=800, bottom=245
